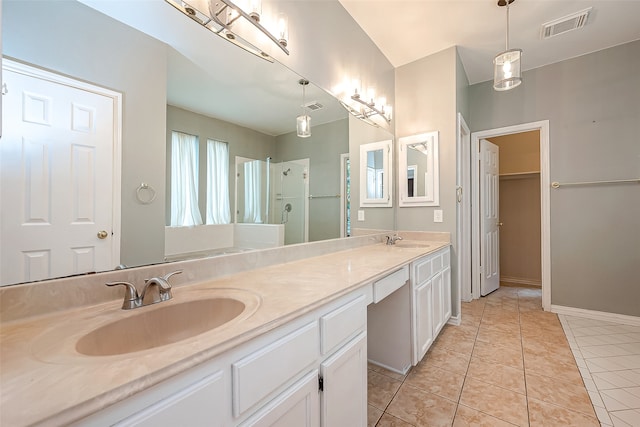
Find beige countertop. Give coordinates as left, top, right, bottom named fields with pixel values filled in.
left=0, top=240, right=448, bottom=426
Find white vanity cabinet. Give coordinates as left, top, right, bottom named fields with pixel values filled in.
left=77, top=289, right=368, bottom=427
left=411, top=246, right=451, bottom=364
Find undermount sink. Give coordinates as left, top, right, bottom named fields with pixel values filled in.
left=392, top=241, right=431, bottom=249
left=76, top=297, right=248, bottom=356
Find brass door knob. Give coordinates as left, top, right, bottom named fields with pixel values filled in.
left=97, top=230, right=109, bottom=239
left=497, top=222, right=504, bottom=227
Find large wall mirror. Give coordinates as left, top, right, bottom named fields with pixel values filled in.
left=398, top=131, right=439, bottom=207
left=0, top=0, right=365, bottom=286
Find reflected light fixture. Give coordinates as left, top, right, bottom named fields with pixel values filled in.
left=165, top=0, right=289, bottom=62
left=493, top=0, right=522, bottom=91
left=297, top=79, right=311, bottom=138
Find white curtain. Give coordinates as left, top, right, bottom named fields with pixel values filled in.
left=243, top=160, right=263, bottom=223
left=206, top=139, right=231, bottom=224
left=170, top=131, right=203, bottom=227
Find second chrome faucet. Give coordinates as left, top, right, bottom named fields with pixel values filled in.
left=106, top=270, right=182, bottom=310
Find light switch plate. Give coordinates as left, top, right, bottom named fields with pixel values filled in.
left=358, top=210, right=365, bottom=221
left=434, top=210, right=443, bottom=223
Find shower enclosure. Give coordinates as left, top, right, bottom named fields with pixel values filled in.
left=235, top=157, right=309, bottom=245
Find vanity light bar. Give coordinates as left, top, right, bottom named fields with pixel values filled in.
left=165, top=0, right=288, bottom=63
left=350, top=90, right=391, bottom=123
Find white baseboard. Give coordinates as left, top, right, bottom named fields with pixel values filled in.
left=501, top=276, right=541, bottom=287
left=447, top=314, right=461, bottom=326
left=551, top=305, right=640, bottom=327
left=367, top=359, right=411, bottom=375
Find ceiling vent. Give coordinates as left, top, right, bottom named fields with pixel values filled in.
left=541, top=7, right=591, bottom=39
left=304, top=101, right=324, bottom=111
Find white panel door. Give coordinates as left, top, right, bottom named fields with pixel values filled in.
left=1, top=65, right=116, bottom=285
left=480, top=139, right=500, bottom=296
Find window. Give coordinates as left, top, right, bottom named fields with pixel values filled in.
left=206, top=139, right=230, bottom=224
left=170, top=131, right=202, bottom=227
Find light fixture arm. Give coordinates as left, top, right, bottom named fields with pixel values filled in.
left=351, top=90, right=391, bottom=123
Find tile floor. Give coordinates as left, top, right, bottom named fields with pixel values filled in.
left=367, top=285, right=604, bottom=426
left=559, top=314, right=640, bottom=426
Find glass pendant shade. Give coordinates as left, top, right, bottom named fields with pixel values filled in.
left=493, top=48, right=522, bottom=91
left=296, top=114, right=311, bottom=138
left=493, top=49, right=522, bottom=90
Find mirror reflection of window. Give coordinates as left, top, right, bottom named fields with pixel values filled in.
left=366, top=148, right=384, bottom=199
left=170, top=131, right=202, bottom=226
left=206, top=139, right=230, bottom=225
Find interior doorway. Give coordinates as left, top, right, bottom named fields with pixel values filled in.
left=470, top=121, right=551, bottom=311
left=487, top=131, right=542, bottom=290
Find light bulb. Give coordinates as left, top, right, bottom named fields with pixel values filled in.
left=277, top=13, right=288, bottom=47
left=249, top=0, right=261, bottom=21
left=503, top=60, right=512, bottom=78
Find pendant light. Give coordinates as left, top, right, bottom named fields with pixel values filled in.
left=297, top=79, right=311, bottom=138
left=493, top=0, right=522, bottom=91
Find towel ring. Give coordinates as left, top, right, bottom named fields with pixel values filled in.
left=136, top=182, right=156, bottom=205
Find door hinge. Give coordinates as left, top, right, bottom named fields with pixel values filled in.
left=318, top=375, right=324, bottom=391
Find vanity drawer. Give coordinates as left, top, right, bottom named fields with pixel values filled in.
left=373, top=267, right=409, bottom=303
left=232, top=322, right=319, bottom=417
left=431, top=253, right=443, bottom=273
left=320, top=294, right=366, bottom=356
left=414, top=257, right=434, bottom=285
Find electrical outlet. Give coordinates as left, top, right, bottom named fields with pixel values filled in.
left=357, top=210, right=365, bottom=221
left=434, top=210, right=443, bottom=223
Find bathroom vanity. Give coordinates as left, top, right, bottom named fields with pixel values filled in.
left=0, top=236, right=451, bottom=426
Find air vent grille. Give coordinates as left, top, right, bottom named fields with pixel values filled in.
left=304, top=101, right=324, bottom=111
left=541, top=7, right=591, bottom=39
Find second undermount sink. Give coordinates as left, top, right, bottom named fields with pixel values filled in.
left=76, top=297, right=250, bottom=357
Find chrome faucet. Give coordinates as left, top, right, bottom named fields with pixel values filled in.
left=106, top=270, right=182, bottom=310
left=386, top=235, right=403, bottom=245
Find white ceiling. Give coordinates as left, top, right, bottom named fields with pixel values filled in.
left=338, top=0, right=640, bottom=85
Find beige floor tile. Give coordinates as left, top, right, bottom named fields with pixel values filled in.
left=525, top=372, right=596, bottom=417
left=368, top=369, right=403, bottom=410
left=467, top=357, right=526, bottom=394
left=453, top=404, right=518, bottom=427
left=368, top=404, right=384, bottom=427
left=524, top=351, right=584, bottom=385
left=522, top=341, right=576, bottom=365
left=459, top=377, right=529, bottom=426
left=386, top=383, right=457, bottom=427
left=404, top=363, right=466, bottom=401
left=528, top=397, right=600, bottom=426
left=376, top=413, right=416, bottom=427
left=476, top=328, right=522, bottom=348
left=423, top=345, right=471, bottom=375
left=432, top=330, right=475, bottom=355
left=472, top=340, right=524, bottom=369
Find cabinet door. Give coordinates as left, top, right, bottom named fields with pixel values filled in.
left=320, top=332, right=367, bottom=427
left=240, top=370, right=320, bottom=427
left=114, top=371, right=225, bottom=427
left=413, top=281, right=434, bottom=363
left=442, top=267, right=452, bottom=323
left=432, top=272, right=444, bottom=336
